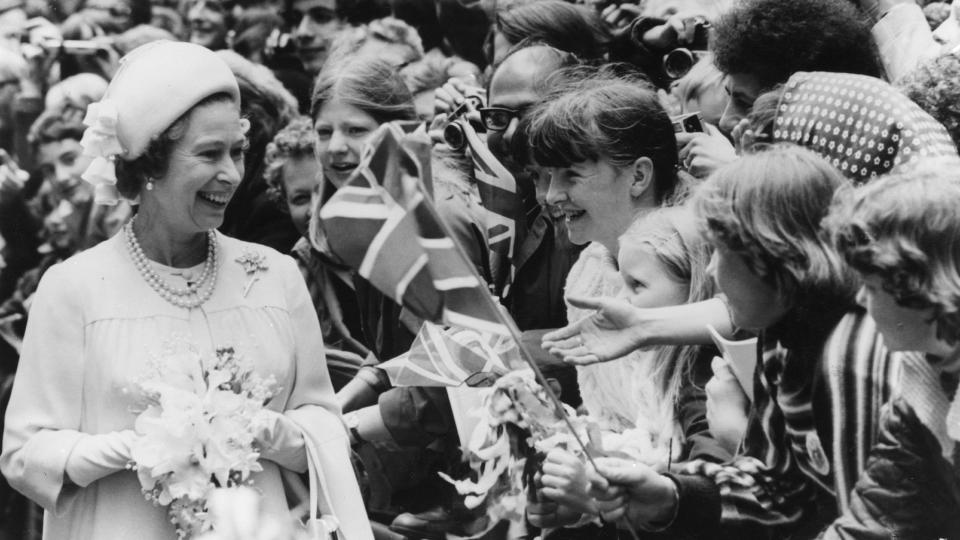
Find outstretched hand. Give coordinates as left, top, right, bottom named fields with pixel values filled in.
left=541, top=295, right=646, bottom=365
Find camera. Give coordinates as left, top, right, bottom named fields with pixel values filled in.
left=608, top=15, right=711, bottom=88
left=439, top=90, right=485, bottom=151
left=671, top=112, right=704, bottom=134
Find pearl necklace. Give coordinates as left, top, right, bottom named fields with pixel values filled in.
left=124, top=220, right=219, bottom=309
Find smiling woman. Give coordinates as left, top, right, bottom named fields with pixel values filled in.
left=0, top=41, right=371, bottom=540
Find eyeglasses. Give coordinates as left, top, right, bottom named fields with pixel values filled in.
left=478, top=106, right=524, bottom=132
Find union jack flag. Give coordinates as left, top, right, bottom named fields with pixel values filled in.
left=378, top=322, right=516, bottom=387
left=453, top=119, right=524, bottom=297
left=318, top=123, right=509, bottom=336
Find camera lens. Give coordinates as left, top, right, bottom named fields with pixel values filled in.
left=663, top=48, right=696, bottom=80
left=443, top=122, right=467, bottom=151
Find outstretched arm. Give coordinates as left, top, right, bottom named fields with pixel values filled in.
left=542, top=296, right=733, bottom=365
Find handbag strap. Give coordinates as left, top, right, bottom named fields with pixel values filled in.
left=304, top=432, right=342, bottom=538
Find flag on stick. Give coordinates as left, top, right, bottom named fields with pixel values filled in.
left=454, top=119, right=524, bottom=297
left=318, top=123, right=509, bottom=336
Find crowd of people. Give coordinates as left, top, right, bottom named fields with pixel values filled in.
left=0, top=0, right=958, bottom=537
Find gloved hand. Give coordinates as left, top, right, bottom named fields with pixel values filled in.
left=65, top=429, right=138, bottom=487
left=255, top=410, right=308, bottom=472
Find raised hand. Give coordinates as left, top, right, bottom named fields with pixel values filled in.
left=433, top=76, right=484, bottom=119
left=677, top=122, right=738, bottom=178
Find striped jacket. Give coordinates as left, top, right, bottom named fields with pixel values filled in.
left=662, top=306, right=914, bottom=538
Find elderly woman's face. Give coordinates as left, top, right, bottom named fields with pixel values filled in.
left=148, top=100, right=245, bottom=234
left=313, top=97, right=379, bottom=188
left=544, top=159, right=640, bottom=250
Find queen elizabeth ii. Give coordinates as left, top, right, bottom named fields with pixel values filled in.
left=0, top=41, right=370, bottom=540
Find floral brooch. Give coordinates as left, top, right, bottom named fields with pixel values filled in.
left=236, top=250, right=268, bottom=297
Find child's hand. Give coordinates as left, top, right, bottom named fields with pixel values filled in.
left=538, top=448, right=597, bottom=515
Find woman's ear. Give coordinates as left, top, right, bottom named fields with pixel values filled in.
left=630, top=157, right=655, bottom=199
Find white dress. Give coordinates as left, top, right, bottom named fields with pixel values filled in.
left=0, top=232, right=371, bottom=540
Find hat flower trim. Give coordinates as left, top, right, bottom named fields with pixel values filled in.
left=80, top=98, right=124, bottom=206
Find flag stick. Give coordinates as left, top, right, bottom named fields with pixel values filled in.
left=413, top=158, right=642, bottom=540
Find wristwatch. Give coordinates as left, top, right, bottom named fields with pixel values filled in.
left=345, top=412, right=364, bottom=446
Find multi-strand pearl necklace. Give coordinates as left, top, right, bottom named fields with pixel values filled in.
left=124, top=219, right=219, bottom=309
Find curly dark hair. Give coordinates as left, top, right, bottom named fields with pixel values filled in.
left=712, top=0, right=884, bottom=89
left=898, top=52, right=960, bottom=151
left=262, top=116, right=316, bottom=209
left=827, top=158, right=960, bottom=345
left=115, top=92, right=236, bottom=200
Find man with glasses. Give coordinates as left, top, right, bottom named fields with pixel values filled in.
left=482, top=44, right=582, bottom=333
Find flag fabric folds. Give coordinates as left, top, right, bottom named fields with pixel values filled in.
left=454, top=119, right=524, bottom=297
left=379, top=322, right=517, bottom=387
left=318, top=122, right=510, bottom=336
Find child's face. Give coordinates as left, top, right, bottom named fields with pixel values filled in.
left=856, top=274, right=952, bottom=356
left=708, top=245, right=791, bottom=331
left=281, top=155, right=322, bottom=238
left=617, top=244, right=690, bottom=308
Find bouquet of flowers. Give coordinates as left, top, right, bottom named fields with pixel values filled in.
left=129, top=343, right=278, bottom=539
left=439, top=370, right=599, bottom=534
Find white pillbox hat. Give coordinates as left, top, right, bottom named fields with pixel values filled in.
left=80, top=41, right=241, bottom=205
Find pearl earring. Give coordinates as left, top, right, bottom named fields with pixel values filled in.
left=145, top=179, right=154, bottom=191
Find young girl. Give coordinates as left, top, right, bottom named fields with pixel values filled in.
left=529, top=206, right=729, bottom=528
left=823, top=158, right=960, bottom=538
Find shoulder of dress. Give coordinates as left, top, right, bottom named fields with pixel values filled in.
left=52, top=234, right=128, bottom=279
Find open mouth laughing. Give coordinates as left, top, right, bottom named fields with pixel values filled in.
left=197, top=191, right=231, bottom=207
